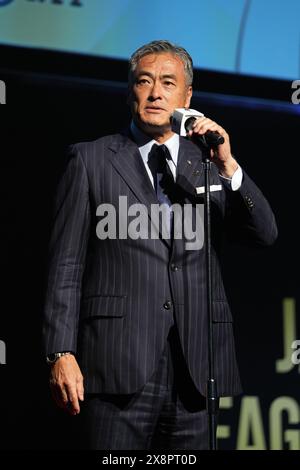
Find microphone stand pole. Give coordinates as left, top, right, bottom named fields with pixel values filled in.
left=201, top=142, right=219, bottom=450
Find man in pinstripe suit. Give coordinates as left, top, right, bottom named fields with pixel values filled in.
left=43, top=40, right=277, bottom=449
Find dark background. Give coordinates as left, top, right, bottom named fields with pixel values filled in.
left=0, top=45, right=299, bottom=450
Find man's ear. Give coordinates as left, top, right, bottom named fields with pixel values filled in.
left=184, top=86, right=193, bottom=109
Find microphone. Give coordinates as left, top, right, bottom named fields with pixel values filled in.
left=171, top=108, right=224, bottom=147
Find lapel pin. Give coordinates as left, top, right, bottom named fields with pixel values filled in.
left=187, top=160, right=192, bottom=165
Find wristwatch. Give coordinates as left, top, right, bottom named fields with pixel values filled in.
left=46, top=351, right=73, bottom=365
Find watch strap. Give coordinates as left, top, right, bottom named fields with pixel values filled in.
left=46, top=351, right=73, bottom=365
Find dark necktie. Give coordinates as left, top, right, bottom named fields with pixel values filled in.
left=147, top=144, right=176, bottom=238
left=147, top=143, right=175, bottom=206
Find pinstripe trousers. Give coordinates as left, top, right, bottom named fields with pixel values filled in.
left=77, top=326, right=213, bottom=450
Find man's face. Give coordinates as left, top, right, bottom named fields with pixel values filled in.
left=128, top=52, right=192, bottom=140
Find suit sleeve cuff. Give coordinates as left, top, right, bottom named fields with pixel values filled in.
left=219, top=164, right=243, bottom=191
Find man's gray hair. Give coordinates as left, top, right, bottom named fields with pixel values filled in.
left=129, top=40, right=193, bottom=87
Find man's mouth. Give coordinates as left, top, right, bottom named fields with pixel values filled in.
left=145, top=106, right=165, bottom=113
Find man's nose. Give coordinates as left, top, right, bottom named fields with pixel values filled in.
left=148, top=81, right=162, bottom=100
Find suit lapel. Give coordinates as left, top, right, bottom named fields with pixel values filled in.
left=107, top=134, right=211, bottom=247
left=108, top=133, right=172, bottom=247
left=176, top=137, right=205, bottom=196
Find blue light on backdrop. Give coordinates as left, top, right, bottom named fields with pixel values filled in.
left=0, top=0, right=298, bottom=81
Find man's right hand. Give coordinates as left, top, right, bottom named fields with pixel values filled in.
left=49, top=354, right=84, bottom=415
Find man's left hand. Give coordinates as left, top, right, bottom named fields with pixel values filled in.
left=188, top=116, right=238, bottom=178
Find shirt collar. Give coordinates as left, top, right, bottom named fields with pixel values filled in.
left=130, top=121, right=179, bottom=167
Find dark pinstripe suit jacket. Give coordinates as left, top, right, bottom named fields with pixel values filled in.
left=43, top=132, right=277, bottom=396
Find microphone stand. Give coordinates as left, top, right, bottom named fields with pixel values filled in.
left=195, top=137, right=220, bottom=450
left=204, top=149, right=219, bottom=451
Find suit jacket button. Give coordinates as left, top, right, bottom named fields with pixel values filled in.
left=171, top=264, right=179, bottom=271
left=163, top=301, right=172, bottom=310
left=245, top=195, right=254, bottom=209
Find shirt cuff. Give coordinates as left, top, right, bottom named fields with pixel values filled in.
left=219, top=165, right=243, bottom=191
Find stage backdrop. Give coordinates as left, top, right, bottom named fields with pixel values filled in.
left=0, top=0, right=300, bottom=446
left=0, top=0, right=300, bottom=80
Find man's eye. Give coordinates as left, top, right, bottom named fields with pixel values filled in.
left=138, top=79, right=150, bottom=85
left=164, top=81, right=175, bottom=87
